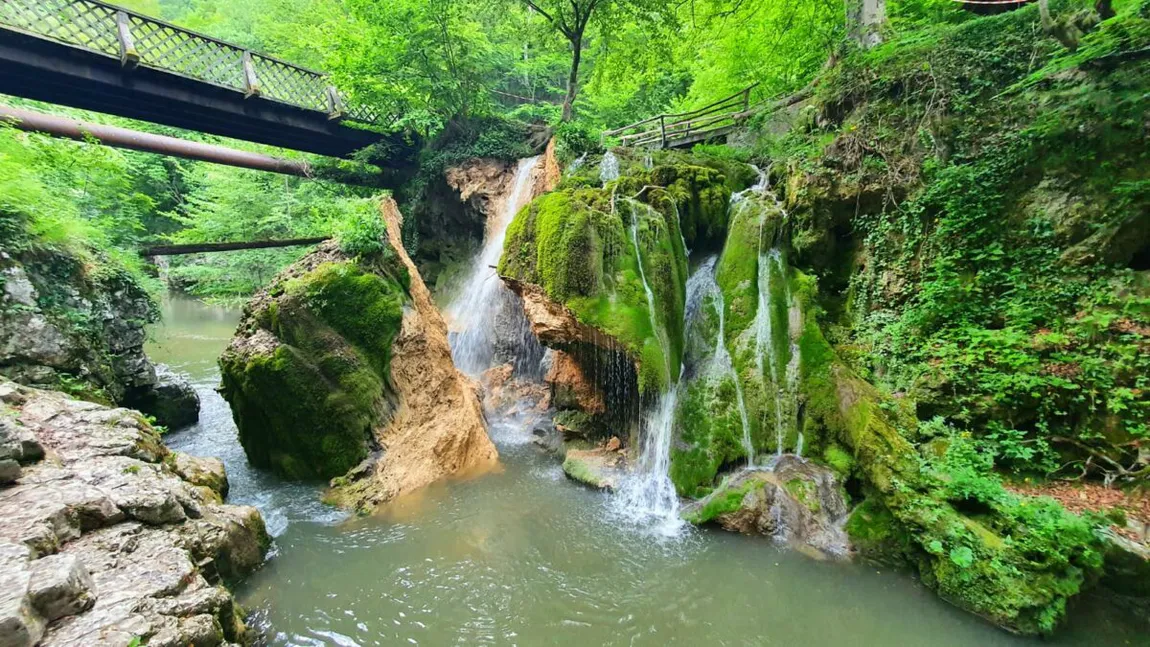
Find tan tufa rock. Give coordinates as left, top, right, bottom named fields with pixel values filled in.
left=545, top=350, right=606, bottom=414
left=331, top=200, right=499, bottom=510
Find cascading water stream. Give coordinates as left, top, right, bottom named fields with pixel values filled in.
left=600, top=151, right=620, bottom=183
left=742, top=166, right=803, bottom=458
left=611, top=198, right=684, bottom=535
left=687, top=257, right=754, bottom=465
left=447, top=156, right=542, bottom=375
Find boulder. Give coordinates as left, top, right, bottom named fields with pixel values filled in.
left=0, top=569, right=42, bottom=647
left=123, top=365, right=201, bottom=430
left=219, top=243, right=410, bottom=480
left=221, top=199, right=496, bottom=509
left=0, top=459, right=20, bottom=485
left=681, top=458, right=851, bottom=560
left=325, top=200, right=497, bottom=510
left=171, top=454, right=229, bottom=500
left=562, top=448, right=624, bottom=491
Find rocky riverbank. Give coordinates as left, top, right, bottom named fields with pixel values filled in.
left=0, top=378, right=268, bottom=647
left=0, top=251, right=199, bottom=430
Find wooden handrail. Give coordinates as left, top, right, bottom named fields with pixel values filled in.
left=602, top=83, right=758, bottom=138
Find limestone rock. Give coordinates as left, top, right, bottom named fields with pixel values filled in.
left=545, top=351, right=605, bottom=414
left=0, top=568, right=43, bottom=647
left=503, top=279, right=605, bottom=349
left=1102, top=528, right=1150, bottom=598
left=27, top=554, right=96, bottom=622
left=681, top=458, right=851, bottom=560
left=0, top=459, right=20, bottom=484
left=0, top=378, right=268, bottom=646
left=445, top=158, right=514, bottom=219
left=0, top=252, right=203, bottom=429
left=171, top=454, right=229, bottom=500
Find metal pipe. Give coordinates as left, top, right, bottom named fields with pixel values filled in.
left=0, top=105, right=312, bottom=177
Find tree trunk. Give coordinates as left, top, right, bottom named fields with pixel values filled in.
left=561, top=33, right=583, bottom=122
left=846, top=0, right=885, bottom=49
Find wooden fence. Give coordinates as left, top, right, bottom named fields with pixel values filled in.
left=602, top=84, right=757, bottom=149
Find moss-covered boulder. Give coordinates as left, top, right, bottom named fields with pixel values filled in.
left=500, top=159, right=736, bottom=398
left=799, top=291, right=1104, bottom=634
left=220, top=240, right=410, bottom=480
left=681, top=457, right=850, bottom=559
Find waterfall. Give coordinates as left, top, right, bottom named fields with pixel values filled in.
left=447, top=156, right=542, bottom=376
left=610, top=198, right=684, bottom=535
left=687, top=257, right=754, bottom=465
left=567, top=152, right=588, bottom=174
left=743, top=167, right=803, bottom=457
left=599, top=151, right=620, bottom=183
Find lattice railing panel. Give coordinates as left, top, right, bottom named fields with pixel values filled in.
left=252, top=55, right=328, bottom=112
left=128, top=14, right=245, bottom=91
left=0, top=0, right=385, bottom=126
left=1, top=0, right=119, bottom=56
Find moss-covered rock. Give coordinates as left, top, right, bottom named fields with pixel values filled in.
left=681, top=457, right=851, bottom=559
left=796, top=287, right=1104, bottom=634
left=500, top=159, right=735, bottom=396
left=220, top=243, right=410, bottom=480
left=669, top=198, right=819, bottom=496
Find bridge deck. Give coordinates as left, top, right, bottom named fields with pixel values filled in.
left=0, top=0, right=392, bottom=158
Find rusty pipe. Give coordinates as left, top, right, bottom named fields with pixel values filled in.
left=0, top=105, right=312, bottom=177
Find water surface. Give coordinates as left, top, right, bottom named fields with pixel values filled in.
left=147, top=295, right=1143, bottom=647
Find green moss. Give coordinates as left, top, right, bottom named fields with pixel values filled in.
left=682, top=477, right=759, bottom=525
left=846, top=497, right=906, bottom=562
left=220, top=257, right=409, bottom=481
left=669, top=377, right=748, bottom=496
left=562, top=454, right=608, bottom=489
left=285, top=261, right=406, bottom=377
left=650, top=164, right=733, bottom=249
left=785, top=477, right=820, bottom=513
left=822, top=443, right=854, bottom=476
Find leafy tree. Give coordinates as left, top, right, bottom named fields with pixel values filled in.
left=519, top=0, right=669, bottom=121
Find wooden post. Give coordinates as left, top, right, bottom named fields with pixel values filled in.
left=242, top=52, right=261, bottom=98
left=659, top=115, right=667, bottom=149
left=115, top=11, right=139, bottom=69
left=325, top=86, right=345, bottom=120
left=742, top=87, right=751, bottom=112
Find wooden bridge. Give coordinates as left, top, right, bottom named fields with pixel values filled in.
left=0, top=0, right=393, bottom=157
left=602, top=85, right=757, bottom=150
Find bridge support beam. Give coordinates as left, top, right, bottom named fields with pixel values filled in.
left=0, top=105, right=312, bottom=177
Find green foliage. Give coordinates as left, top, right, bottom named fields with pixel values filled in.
left=553, top=121, right=602, bottom=163
left=334, top=201, right=390, bottom=258
left=763, top=1, right=1150, bottom=479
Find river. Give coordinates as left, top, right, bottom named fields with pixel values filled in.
left=146, top=295, right=1142, bottom=647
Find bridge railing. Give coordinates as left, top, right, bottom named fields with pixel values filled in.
left=0, top=0, right=382, bottom=126
left=602, top=84, right=758, bottom=149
